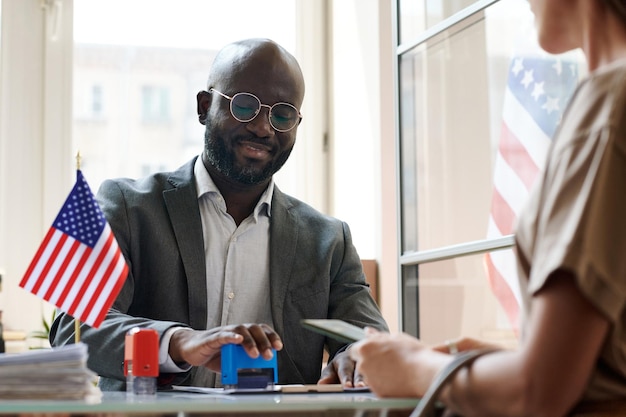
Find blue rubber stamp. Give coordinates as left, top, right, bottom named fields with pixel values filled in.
left=221, top=344, right=278, bottom=389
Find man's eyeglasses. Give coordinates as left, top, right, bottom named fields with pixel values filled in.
left=210, top=88, right=302, bottom=133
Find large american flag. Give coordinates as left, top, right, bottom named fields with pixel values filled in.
left=20, top=170, right=128, bottom=328
left=485, top=53, right=578, bottom=332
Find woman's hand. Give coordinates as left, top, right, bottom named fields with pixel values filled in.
left=349, top=328, right=450, bottom=397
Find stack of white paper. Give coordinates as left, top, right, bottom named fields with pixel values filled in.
left=0, top=343, right=101, bottom=401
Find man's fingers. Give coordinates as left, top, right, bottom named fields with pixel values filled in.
left=228, top=324, right=259, bottom=358
left=231, top=323, right=283, bottom=360
left=265, top=327, right=284, bottom=351
left=334, top=352, right=356, bottom=387
left=353, top=368, right=367, bottom=387
left=318, top=362, right=340, bottom=384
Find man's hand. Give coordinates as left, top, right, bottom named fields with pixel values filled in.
left=168, top=323, right=283, bottom=372
left=318, top=350, right=366, bottom=388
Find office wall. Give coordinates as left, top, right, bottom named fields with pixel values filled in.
left=329, top=0, right=399, bottom=330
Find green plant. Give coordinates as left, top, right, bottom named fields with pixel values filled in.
left=28, top=309, right=56, bottom=342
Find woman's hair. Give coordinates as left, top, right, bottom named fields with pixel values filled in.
left=605, top=0, right=626, bottom=24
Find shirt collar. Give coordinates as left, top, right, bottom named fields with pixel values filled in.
left=193, top=155, right=273, bottom=218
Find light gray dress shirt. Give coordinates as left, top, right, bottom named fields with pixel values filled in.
left=194, top=156, right=274, bottom=329
left=159, top=156, right=274, bottom=372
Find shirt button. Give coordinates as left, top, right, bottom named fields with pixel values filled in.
left=228, top=292, right=235, bottom=299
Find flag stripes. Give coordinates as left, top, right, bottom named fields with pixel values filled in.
left=486, top=53, right=578, bottom=332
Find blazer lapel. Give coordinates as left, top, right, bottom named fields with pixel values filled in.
left=163, top=158, right=207, bottom=330
left=269, top=188, right=298, bottom=337
left=269, top=188, right=309, bottom=383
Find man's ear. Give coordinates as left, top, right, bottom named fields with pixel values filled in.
left=197, top=90, right=211, bottom=125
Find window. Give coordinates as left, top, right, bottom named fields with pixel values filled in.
left=397, top=0, right=587, bottom=344
left=75, top=82, right=105, bottom=120
left=73, top=0, right=300, bottom=192
left=91, top=85, right=103, bottom=117
left=141, top=85, right=170, bottom=123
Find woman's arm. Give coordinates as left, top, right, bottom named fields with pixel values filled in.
left=443, top=271, right=609, bottom=417
left=352, top=270, right=610, bottom=417
left=431, top=336, right=504, bottom=354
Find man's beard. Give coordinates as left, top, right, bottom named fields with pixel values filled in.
left=204, top=125, right=293, bottom=185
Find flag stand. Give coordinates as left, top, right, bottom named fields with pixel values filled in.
left=74, top=319, right=81, bottom=343
left=75, top=152, right=82, bottom=344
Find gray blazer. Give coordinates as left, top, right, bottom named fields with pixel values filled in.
left=50, top=157, right=387, bottom=390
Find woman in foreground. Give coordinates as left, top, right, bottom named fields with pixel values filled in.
left=351, top=1, right=626, bottom=416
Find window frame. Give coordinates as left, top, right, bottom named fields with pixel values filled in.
left=395, top=0, right=516, bottom=336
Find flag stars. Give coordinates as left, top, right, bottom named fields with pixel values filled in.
left=52, top=176, right=107, bottom=247
left=521, top=69, right=534, bottom=89
left=531, top=82, right=545, bottom=101
left=542, top=96, right=560, bottom=114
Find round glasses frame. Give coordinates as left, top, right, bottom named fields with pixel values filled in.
left=209, top=88, right=302, bottom=133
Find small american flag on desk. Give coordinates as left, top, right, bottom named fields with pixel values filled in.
left=485, top=51, right=579, bottom=332
left=20, top=170, right=128, bottom=328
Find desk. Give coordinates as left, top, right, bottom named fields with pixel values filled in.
left=0, top=391, right=420, bottom=416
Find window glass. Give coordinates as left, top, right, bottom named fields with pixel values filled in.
left=399, top=0, right=586, bottom=254
left=403, top=250, right=520, bottom=347
left=398, top=0, right=587, bottom=337
left=141, top=85, right=170, bottom=123
left=73, top=0, right=296, bottom=190
left=91, top=85, right=103, bottom=117
left=398, top=0, right=477, bottom=45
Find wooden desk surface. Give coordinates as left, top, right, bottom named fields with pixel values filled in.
left=0, top=390, right=420, bottom=416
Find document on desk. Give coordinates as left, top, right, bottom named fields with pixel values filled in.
left=0, top=342, right=101, bottom=401
left=171, top=384, right=369, bottom=395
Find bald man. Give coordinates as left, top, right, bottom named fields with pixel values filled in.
left=50, top=38, right=387, bottom=391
